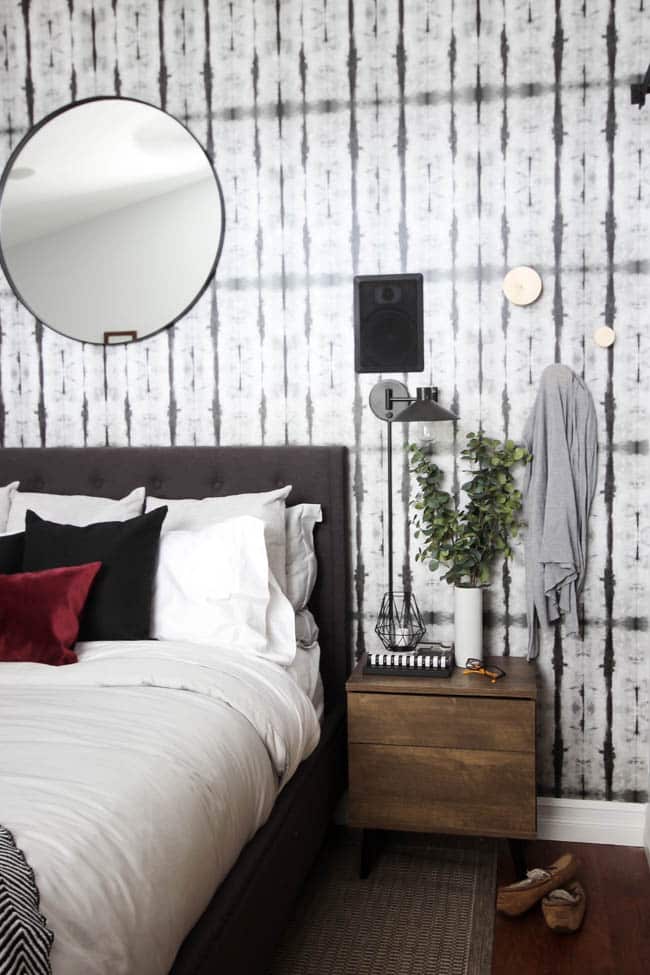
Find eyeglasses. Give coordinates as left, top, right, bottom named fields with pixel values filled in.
left=463, top=658, right=506, bottom=684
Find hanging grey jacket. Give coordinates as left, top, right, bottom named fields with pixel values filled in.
left=522, top=364, right=598, bottom=659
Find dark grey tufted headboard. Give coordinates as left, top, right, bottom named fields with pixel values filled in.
left=0, top=445, right=350, bottom=707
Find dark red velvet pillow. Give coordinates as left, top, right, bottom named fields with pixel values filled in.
left=0, top=562, right=101, bottom=665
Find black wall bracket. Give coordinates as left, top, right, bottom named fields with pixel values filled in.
left=631, top=65, right=650, bottom=108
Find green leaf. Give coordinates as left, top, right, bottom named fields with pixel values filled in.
left=406, top=430, right=528, bottom=586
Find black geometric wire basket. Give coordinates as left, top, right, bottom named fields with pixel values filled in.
left=375, top=590, right=426, bottom=652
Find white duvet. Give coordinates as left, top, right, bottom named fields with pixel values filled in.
left=0, top=640, right=321, bottom=975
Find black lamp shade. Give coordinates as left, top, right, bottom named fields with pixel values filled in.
left=395, top=386, right=458, bottom=423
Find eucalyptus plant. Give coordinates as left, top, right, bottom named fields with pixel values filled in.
left=408, top=432, right=532, bottom=588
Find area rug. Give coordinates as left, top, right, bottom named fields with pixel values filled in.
left=269, top=829, right=497, bottom=975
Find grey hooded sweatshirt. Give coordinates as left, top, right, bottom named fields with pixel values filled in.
left=522, top=364, right=598, bottom=660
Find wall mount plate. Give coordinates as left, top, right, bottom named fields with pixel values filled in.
left=594, top=325, right=616, bottom=348
left=369, top=380, right=409, bottom=421
left=502, top=266, right=543, bottom=306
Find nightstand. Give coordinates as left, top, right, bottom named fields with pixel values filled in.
left=346, top=654, right=537, bottom=876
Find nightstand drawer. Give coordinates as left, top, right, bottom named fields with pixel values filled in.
left=348, top=743, right=536, bottom=838
left=348, top=692, right=535, bottom=753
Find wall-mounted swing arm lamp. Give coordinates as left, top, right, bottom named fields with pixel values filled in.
left=631, top=64, right=650, bottom=108
left=369, top=381, right=458, bottom=652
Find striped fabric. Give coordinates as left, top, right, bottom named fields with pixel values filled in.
left=0, top=826, right=53, bottom=975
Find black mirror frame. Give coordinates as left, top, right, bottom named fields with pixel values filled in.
left=0, top=95, right=226, bottom=346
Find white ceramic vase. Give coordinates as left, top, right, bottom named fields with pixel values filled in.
left=454, top=586, right=483, bottom=661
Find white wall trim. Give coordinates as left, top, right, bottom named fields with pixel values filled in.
left=537, top=798, right=647, bottom=847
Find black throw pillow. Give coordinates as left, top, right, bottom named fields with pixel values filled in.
left=22, top=507, right=167, bottom=641
left=0, top=532, right=24, bottom=574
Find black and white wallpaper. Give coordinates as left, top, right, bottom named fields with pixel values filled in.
left=0, top=0, right=647, bottom=803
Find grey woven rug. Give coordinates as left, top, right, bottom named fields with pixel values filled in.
left=269, top=829, right=497, bottom=975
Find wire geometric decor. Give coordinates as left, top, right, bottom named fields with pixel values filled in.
left=375, top=590, right=426, bottom=652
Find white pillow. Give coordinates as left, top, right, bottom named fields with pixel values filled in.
left=285, top=503, right=322, bottom=611
left=295, top=607, right=319, bottom=648
left=151, top=516, right=296, bottom=666
left=6, top=486, right=145, bottom=532
left=146, top=485, right=291, bottom=595
left=0, top=482, right=19, bottom=532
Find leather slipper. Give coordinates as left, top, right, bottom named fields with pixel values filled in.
left=542, top=880, right=586, bottom=933
left=496, top=853, right=579, bottom=917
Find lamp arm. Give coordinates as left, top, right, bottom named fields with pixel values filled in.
left=384, top=386, right=439, bottom=414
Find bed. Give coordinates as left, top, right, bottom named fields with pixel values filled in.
left=0, top=445, right=350, bottom=975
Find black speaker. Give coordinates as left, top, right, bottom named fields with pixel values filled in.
left=354, top=273, right=424, bottom=373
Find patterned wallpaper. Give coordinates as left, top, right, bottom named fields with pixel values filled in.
left=0, top=0, right=648, bottom=803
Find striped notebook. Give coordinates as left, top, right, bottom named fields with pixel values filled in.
left=364, top=645, right=454, bottom=678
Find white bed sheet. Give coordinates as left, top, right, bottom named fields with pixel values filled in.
left=0, top=639, right=321, bottom=975
left=286, top=639, right=324, bottom=720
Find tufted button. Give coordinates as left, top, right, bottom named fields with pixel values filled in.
left=30, top=476, right=45, bottom=491
left=212, top=479, right=223, bottom=491
left=150, top=477, right=163, bottom=492
left=90, top=475, right=104, bottom=490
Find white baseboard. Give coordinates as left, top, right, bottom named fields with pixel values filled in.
left=537, top=797, right=647, bottom=847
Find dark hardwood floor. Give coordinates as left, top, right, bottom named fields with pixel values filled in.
left=493, top=839, right=650, bottom=975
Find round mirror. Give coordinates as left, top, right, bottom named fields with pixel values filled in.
left=0, top=97, right=225, bottom=344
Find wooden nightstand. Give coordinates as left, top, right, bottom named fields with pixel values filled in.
left=346, top=654, right=537, bottom=874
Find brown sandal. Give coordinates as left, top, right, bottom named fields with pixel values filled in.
left=542, top=881, right=586, bottom=933
left=496, top=853, right=579, bottom=917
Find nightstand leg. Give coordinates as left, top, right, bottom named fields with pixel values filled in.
left=508, top=839, right=528, bottom=880
left=360, top=829, right=379, bottom=879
